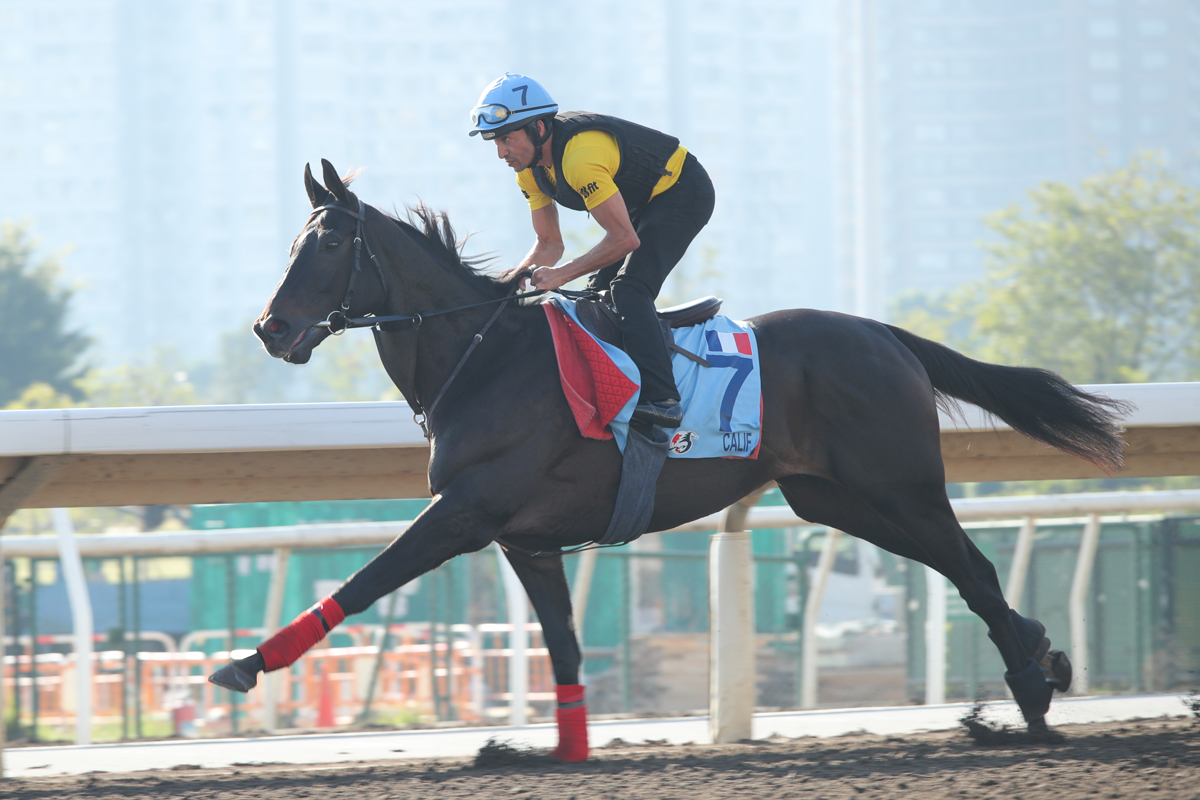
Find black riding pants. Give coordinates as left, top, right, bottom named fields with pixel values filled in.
left=585, top=152, right=716, bottom=403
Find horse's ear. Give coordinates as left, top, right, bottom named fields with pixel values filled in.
left=304, top=163, right=334, bottom=209
left=321, top=158, right=349, bottom=203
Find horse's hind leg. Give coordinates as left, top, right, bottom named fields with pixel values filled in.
left=776, top=474, right=935, bottom=567
left=870, top=489, right=1062, bottom=724
left=777, top=472, right=1064, bottom=727
left=500, top=546, right=588, bottom=762
left=776, top=474, right=1024, bottom=664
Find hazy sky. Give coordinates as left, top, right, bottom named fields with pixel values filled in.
left=3, top=0, right=1195, bottom=371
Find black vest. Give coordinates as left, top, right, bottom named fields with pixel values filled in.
left=531, top=111, right=681, bottom=219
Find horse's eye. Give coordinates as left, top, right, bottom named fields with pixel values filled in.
left=324, top=240, right=340, bottom=251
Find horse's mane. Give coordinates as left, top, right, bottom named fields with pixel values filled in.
left=386, top=205, right=517, bottom=294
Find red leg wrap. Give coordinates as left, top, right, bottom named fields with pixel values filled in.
left=552, top=684, right=589, bottom=762
left=258, top=596, right=345, bottom=672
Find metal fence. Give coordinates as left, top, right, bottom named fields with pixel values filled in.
left=6, top=492, right=1200, bottom=743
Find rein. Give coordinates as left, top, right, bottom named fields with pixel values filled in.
left=306, top=199, right=571, bottom=440
left=316, top=288, right=548, bottom=335
left=310, top=200, right=554, bottom=336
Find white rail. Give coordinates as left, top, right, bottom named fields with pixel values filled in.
left=0, top=402, right=426, bottom=458
left=0, top=382, right=1188, bottom=460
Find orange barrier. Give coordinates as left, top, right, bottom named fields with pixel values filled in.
left=2, top=623, right=556, bottom=738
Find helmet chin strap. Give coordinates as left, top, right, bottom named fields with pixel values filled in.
left=523, top=119, right=550, bottom=172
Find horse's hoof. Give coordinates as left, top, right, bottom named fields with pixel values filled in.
left=990, top=611, right=1049, bottom=663
left=1043, top=649, right=1072, bottom=693
left=1026, top=716, right=1050, bottom=735
left=1005, top=658, right=1052, bottom=722
left=552, top=744, right=589, bottom=762
left=208, top=662, right=258, bottom=693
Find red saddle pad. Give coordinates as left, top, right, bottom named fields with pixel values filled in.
left=543, top=303, right=639, bottom=440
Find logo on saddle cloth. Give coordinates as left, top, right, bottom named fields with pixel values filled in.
left=670, top=430, right=698, bottom=454
left=544, top=297, right=763, bottom=459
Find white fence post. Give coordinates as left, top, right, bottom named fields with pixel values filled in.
left=1005, top=516, right=1036, bottom=610
left=1002, top=516, right=1038, bottom=700
left=51, top=508, right=94, bottom=745
left=495, top=544, right=528, bottom=726
left=0, top=530, right=6, bottom=776
left=570, top=548, right=598, bottom=651
left=709, top=530, right=755, bottom=743
left=708, top=486, right=772, bottom=743
left=801, top=528, right=842, bottom=709
left=262, top=547, right=291, bottom=732
left=1070, top=513, right=1102, bottom=695
left=925, top=566, right=947, bottom=705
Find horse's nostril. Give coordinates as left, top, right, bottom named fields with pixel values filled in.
left=256, top=317, right=289, bottom=344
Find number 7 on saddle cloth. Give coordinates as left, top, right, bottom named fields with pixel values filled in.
left=543, top=297, right=763, bottom=460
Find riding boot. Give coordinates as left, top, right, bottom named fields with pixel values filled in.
left=610, top=283, right=680, bottom=426
left=552, top=684, right=589, bottom=761
left=632, top=399, right=683, bottom=428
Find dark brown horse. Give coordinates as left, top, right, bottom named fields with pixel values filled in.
left=212, top=160, right=1126, bottom=756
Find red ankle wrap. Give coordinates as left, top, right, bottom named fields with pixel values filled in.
left=258, top=596, right=345, bottom=672
left=552, top=684, right=589, bottom=762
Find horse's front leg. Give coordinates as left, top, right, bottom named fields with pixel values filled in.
left=208, top=492, right=500, bottom=692
left=501, top=545, right=588, bottom=762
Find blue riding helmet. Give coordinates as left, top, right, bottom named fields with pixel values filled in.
left=469, top=73, right=558, bottom=140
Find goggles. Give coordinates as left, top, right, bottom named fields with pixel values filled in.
left=470, top=102, right=556, bottom=128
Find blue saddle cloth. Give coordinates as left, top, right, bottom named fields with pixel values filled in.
left=549, top=297, right=763, bottom=459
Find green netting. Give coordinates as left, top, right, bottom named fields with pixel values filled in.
left=908, top=519, right=1159, bottom=699
left=187, top=498, right=477, bottom=652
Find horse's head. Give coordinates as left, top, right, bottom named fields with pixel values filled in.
left=254, top=159, right=386, bottom=364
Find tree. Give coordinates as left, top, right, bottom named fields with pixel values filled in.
left=4, top=381, right=81, bottom=410
left=0, top=222, right=91, bottom=404
left=896, top=153, right=1200, bottom=384
left=6, top=349, right=203, bottom=409
left=310, top=333, right=403, bottom=402
left=195, top=327, right=301, bottom=405
left=75, top=346, right=201, bottom=408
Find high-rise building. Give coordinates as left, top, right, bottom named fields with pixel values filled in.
left=6, top=1, right=1196, bottom=365
left=836, top=0, right=1200, bottom=319
left=1, top=0, right=840, bottom=364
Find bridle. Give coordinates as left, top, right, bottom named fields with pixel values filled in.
left=304, top=197, right=549, bottom=439
left=307, top=198, right=388, bottom=330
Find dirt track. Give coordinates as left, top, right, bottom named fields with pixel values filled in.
left=6, top=716, right=1199, bottom=799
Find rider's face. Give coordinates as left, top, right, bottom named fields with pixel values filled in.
left=493, top=128, right=536, bottom=172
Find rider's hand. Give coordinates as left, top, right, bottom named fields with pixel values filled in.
left=517, top=267, right=545, bottom=291
left=529, top=266, right=568, bottom=291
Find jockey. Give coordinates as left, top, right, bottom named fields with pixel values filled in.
left=470, top=73, right=716, bottom=429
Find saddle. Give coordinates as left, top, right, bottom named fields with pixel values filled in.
left=573, top=293, right=723, bottom=367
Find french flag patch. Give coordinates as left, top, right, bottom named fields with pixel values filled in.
left=706, top=330, right=753, bottom=355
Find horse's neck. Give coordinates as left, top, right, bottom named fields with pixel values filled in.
left=372, top=224, right=510, bottom=411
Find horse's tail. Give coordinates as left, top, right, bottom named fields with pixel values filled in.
left=883, top=324, right=1132, bottom=471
